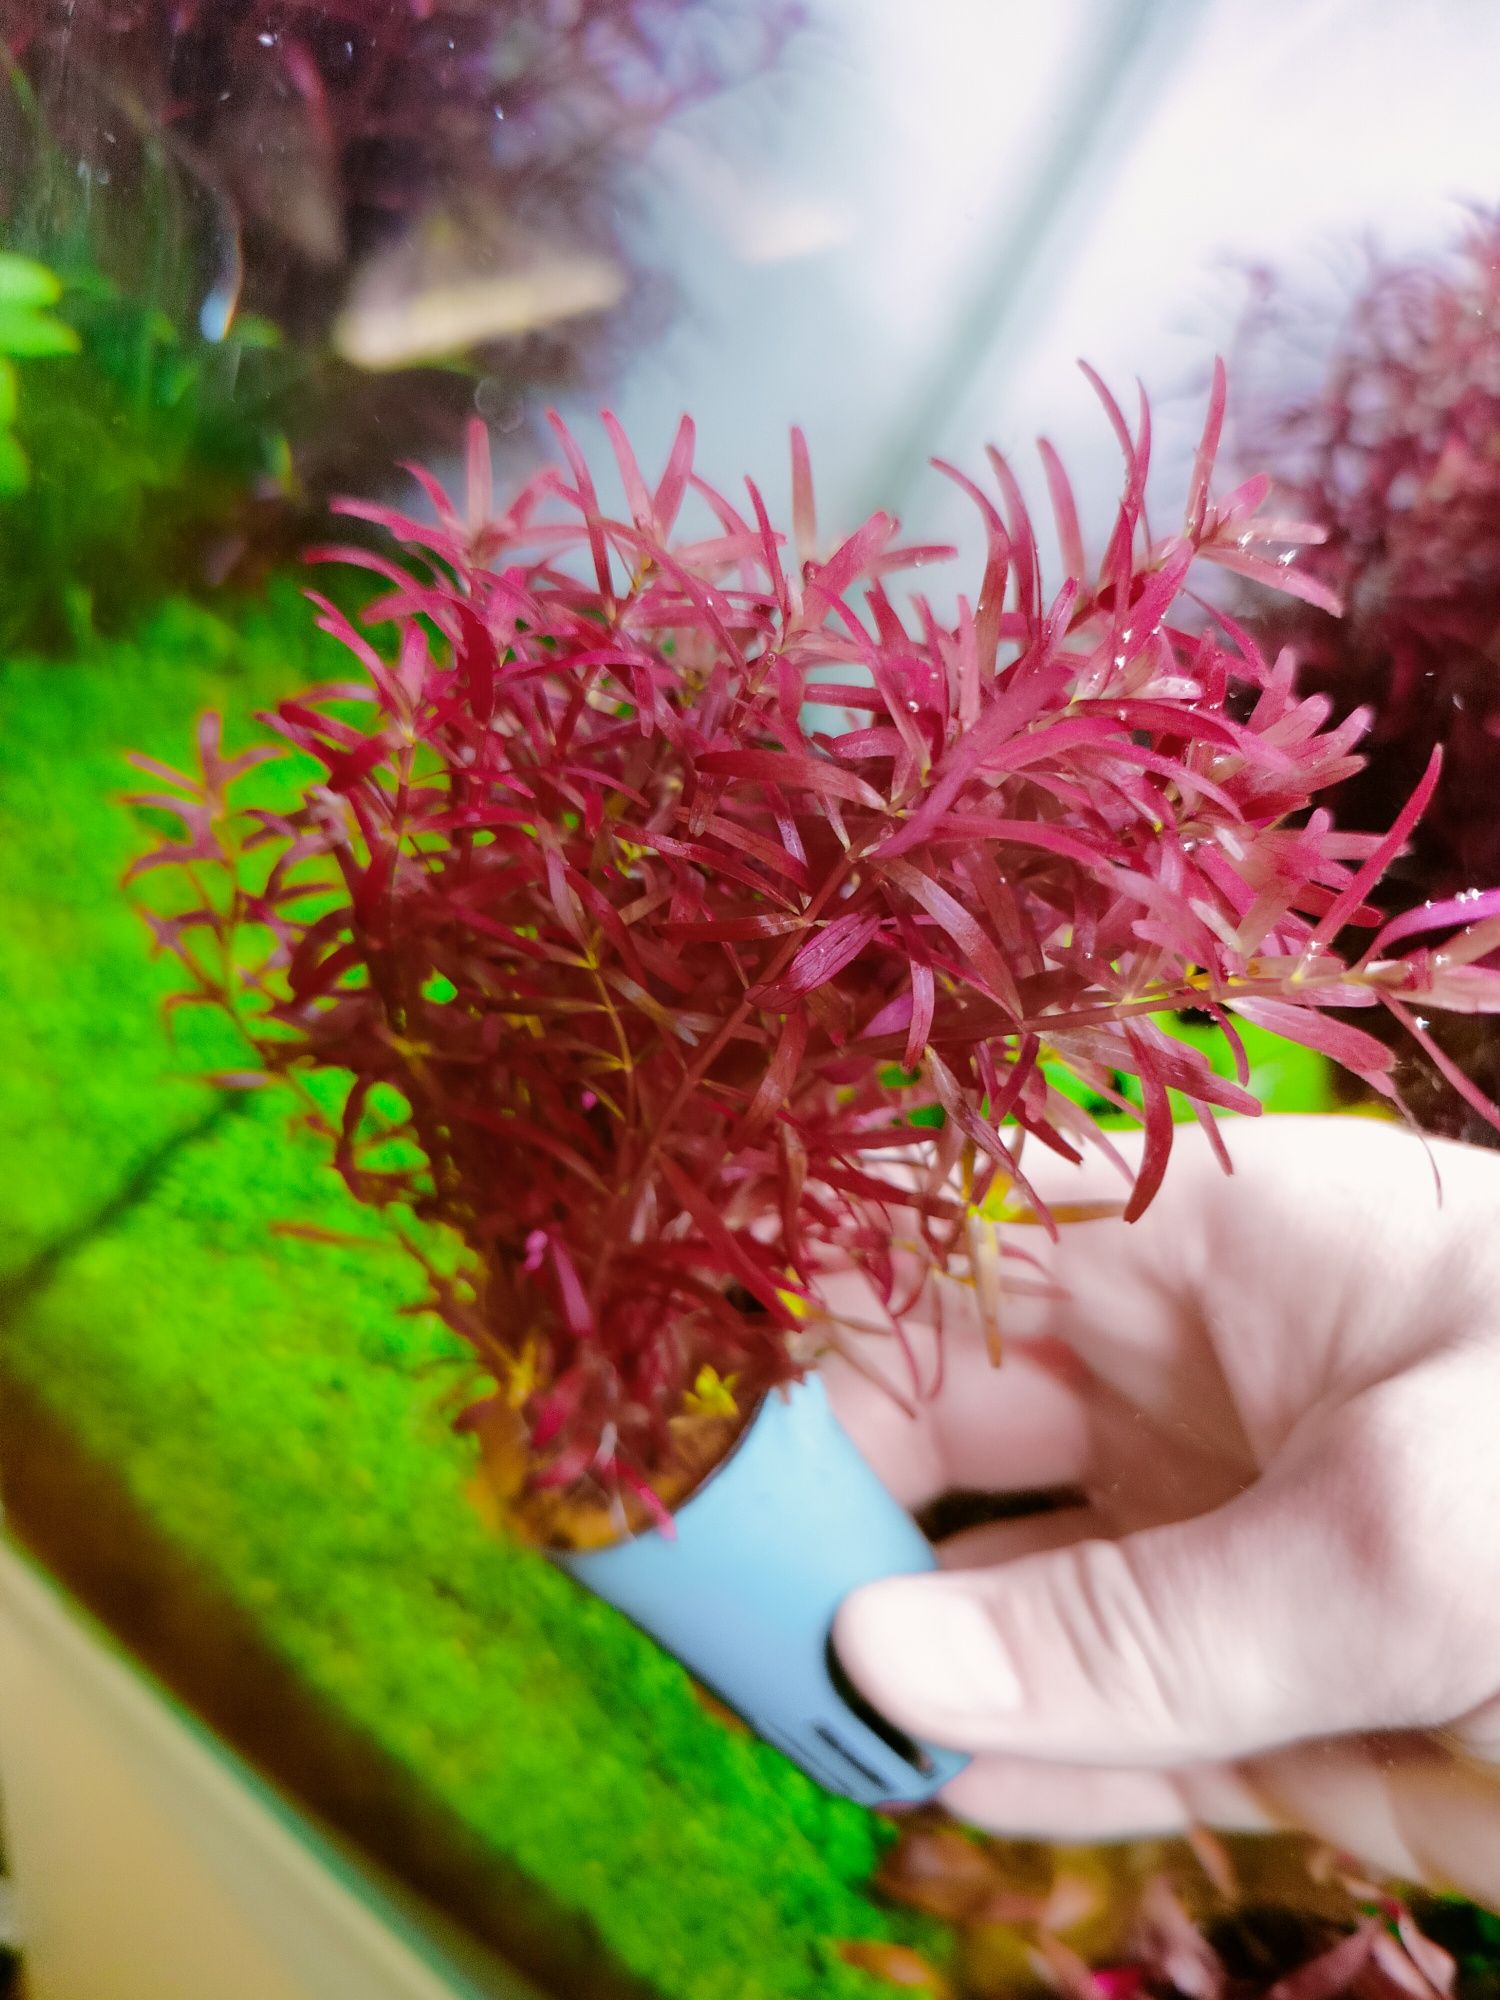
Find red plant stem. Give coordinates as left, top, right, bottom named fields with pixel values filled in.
left=590, top=839, right=868, bottom=1314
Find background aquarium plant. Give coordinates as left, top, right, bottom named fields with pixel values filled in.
left=0, top=250, right=79, bottom=494
left=0, top=0, right=790, bottom=646
left=0, top=244, right=293, bottom=650
left=1235, top=212, right=1500, bottom=1139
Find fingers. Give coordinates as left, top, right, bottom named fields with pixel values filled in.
left=940, top=1754, right=1275, bottom=1843
left=820, top=1119, right=1248, bottom=1513
left=940, top=1758, right=1195, bottom=1842
left=839, top=1326, right=1500, bottom=1771
left=937, top=1735, right=1500, bottom=1910
left=936, top=1508, right=1105, bottom=1572
left=836, top=1440, right=1441, bottom=1768
left=1248, top=1736, right=1500, bottom=1909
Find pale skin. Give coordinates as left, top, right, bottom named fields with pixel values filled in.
left=825, top=1116, right=1500, bottom=1907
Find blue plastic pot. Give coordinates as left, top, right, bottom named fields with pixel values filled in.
left=556, top=1374, right=967, bottom=1806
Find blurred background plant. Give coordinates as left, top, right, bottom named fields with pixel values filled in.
left=848, top=1814, right=1500, bottom=2000
left=0, top=241, right=292, bottom=651
left=0, top=250, right=78, bottom=494
left=1233, top=213, right=1500, bottom=1138
left=0, top=0, right=792, bottom=649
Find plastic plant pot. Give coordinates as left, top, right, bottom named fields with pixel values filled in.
left=557, top=1374, right=968, bottom=1807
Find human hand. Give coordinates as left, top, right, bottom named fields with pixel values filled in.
left=825, top=1116, right=1500, bottom=1906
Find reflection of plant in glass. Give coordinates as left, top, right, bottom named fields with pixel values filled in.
left=1236, top=214, right=1500, bottom=1135
left=0, top=258, right=291, bottom=651
left=0, top=4, right=790, bottom=631
left=128, top=377, right=1500, bottom=1544
left=1, top=2, right=790, bottom=427
left=0, top=251, right=78, bottom=495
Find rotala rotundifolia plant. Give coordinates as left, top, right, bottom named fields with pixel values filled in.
left=128, top=367, right=1500, bottom=1547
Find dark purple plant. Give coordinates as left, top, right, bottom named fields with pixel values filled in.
left=128, top=372, right=1500, bottom=1541
left=1235, top=214, right=1500, bottom=1133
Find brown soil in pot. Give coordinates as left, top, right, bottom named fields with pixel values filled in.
left=466, top=1394, right=758, bottom=1554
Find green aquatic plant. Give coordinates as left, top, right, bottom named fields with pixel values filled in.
left=0, top=250, right=78, bottom=495
left=0, top=252, right=295, bottom=650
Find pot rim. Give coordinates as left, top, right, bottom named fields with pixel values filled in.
left=544, top=1378, right=800, bottom=1557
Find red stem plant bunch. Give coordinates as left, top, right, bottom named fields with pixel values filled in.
left=129, top=368, right=1500, bottom=1546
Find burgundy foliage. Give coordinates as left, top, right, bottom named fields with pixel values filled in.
left=871, top=1816, right=1465, bottom=2000
left=1237, top=215, right=1500, bottom=896
left=1236, top=218, right=1500, bottom=1133
left=128, top=374, right=1500, bottom=1532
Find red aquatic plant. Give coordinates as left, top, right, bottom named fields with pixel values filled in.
left=127, top=372, right=1500, bottom=1537
left=1235, top=214, right=1500, bottom=1133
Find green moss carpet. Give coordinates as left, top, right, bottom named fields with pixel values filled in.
left=0, top=584, right=933, bottom=1999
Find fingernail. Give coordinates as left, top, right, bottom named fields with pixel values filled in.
left=843, top=1584, right=1024, bottom=1721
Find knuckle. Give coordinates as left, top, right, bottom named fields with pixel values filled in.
left=1038, top=1537, right=1188, bottom=1741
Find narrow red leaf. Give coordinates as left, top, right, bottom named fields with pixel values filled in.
left=740, top=1006, right=810, bottom=1134
left=549, top=1238, right=594, bottom=1340
left=654, top=415, right=697, bottom=539
left=1122, top=1027, right=1176, bottom=1223
left=696, top=747, right=885, bottom=812
left=1202, top=543, right=1343, bottom=616
left=465, top=418, right=494, bottom=533
left=790, top=426, right=816, bottom=564
left=755, top=910, right=884, bottom=1004
left=905, top=959, right=936, bottom=1071
left=601, top=408, right=655, bottom=531
left=1186, top=355, right=1227, bottom=541
left=1371, top=886, right=1500, bottom=954
left=1037, top=435, right=1086, bottom=577
left=876, top=857, right=1021, bottom=1016
left=1311, top=747, right=1443, bottom=948
left=545, top=409, right=613, bottom=600
left=1228, top=997, right=1395, bottom=1072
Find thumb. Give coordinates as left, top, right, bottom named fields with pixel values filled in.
left=834, top=1471, right=1430, bottom=1768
